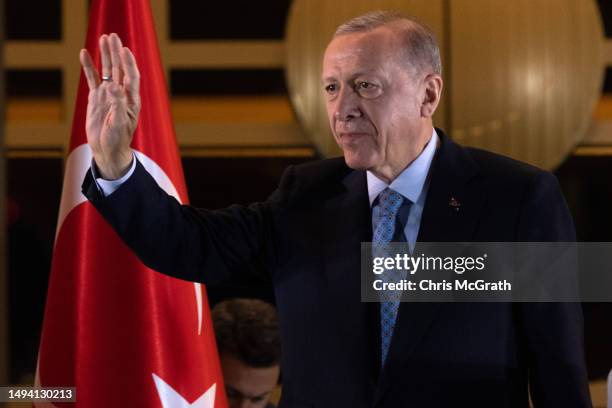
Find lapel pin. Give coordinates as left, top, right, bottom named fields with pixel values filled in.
left=449, top=196, right=461, bottom=212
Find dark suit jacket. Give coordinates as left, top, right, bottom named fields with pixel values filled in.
left=82, top=129, right=591, bottom=407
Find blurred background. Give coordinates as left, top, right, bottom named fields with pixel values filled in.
left=0, top=0, right=611, bottom=403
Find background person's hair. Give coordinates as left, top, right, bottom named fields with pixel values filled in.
left=212, top=298, right=281, bottom=368
left=334, top=10, right=442, bottom=76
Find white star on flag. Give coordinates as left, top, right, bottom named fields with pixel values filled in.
left=153, top=374, right=216, bottom=408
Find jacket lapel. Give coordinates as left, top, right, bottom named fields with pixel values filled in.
left=416, top=129, right=483, bottom=244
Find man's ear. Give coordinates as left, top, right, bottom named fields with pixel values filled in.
left=421, top=74, right=443, bottom=118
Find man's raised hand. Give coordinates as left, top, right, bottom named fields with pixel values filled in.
left=79, top=33, right=141, bottom=180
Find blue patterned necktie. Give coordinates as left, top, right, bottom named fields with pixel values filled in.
left=372, top=187, right=410, bottom=366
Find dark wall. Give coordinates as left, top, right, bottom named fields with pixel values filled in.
left=6, top=158, right=60, bottom=383
left=556, top=156, right=612, bottom=379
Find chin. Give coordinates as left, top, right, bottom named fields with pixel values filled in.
left=343, top=152, right=374, bottom=171
left=338, top=138, right=378, bottom=170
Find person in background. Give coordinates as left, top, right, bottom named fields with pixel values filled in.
left=212, top=298, right=281, bottom=408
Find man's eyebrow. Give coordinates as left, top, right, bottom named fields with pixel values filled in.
left=250, top=390, right=272, bottom=399
left=322, top=70, right=380, bottom=84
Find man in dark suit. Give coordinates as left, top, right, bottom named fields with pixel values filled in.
left=79, top=10, right=591, bottom=407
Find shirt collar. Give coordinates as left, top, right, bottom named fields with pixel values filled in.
left=367, top=128, right=438, bottom=206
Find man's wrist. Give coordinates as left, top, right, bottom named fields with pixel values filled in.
left=92, top=152, right=137, bottom=197
left=93, top=150, right=134, bottom=180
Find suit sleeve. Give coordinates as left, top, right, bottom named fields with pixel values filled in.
left=81, top=158, right=290, bottom=286
left=516, top=171, right=592, bottom=407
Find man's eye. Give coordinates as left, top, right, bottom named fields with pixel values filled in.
left=357, top=81, right=375, bottom=90
left=325, top=84, right=337, bottom=93
left=356, top=81, right=381, bottom=98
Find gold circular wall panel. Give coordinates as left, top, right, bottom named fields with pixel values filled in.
left=285, top=0, right=605, bottom=170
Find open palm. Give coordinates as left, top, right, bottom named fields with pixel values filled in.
left=79, top=33, right=140, bottom=179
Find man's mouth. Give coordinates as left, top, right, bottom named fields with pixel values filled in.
left=339, top=132, right=369, bottom=139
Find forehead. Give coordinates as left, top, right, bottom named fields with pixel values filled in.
left=323, top=27, right=401, bottom=76
left=222, top=355, right=278, bottom=393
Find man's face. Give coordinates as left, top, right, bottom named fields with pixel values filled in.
left=221, top=354, right=280, bottom=408
left=322, top=27, right=429, bottom=178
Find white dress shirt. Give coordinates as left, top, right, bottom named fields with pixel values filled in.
left=367, top=128, right=438, bottom=253
left=92, top=153, right=137, bottom=196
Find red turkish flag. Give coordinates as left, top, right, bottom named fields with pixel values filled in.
left=35, top=0, right=227, bottom=406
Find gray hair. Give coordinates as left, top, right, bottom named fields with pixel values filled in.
left=334, top=10, right=442, bottom=76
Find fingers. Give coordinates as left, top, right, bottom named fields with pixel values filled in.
left=87, top=33, right=139, bottom=109
left=120, top=47, right=141, bottom=108
left=109, top=33, right=125, bottom=84
left=79, top=49, right=100, bottom=90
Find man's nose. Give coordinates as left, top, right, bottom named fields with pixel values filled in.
left=334, top=87, right=362, bottom=121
